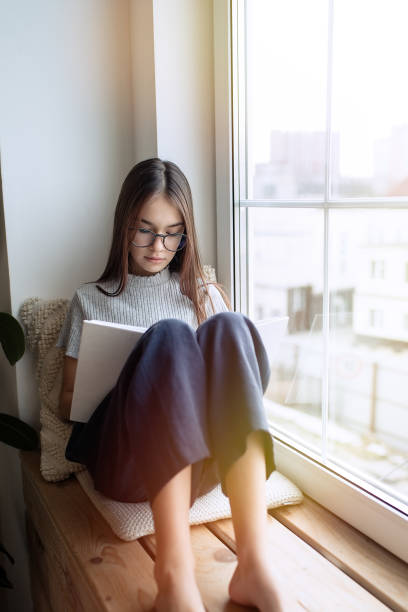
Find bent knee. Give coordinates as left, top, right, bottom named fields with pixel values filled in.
left=209, top=311, right=246, bottom=326
left=150, top=318, right=194, bottom=337
left=205, top=311, right=249, bottom=333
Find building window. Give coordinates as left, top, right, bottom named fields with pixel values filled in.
left=369, top=309, right=384, bottom=329
left=231, top=0, right=408, bottom=520
left=370, top=260, right=385, bottom=279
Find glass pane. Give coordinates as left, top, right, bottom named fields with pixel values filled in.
left=248, top=208, right=324, bottom=452
left=331, top=0, right=408, bottom=198
left=329, top=209, right=408, bottom=504
left=245, top=0, right=328, bottom=200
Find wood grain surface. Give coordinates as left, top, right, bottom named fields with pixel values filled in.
left=21, top=451, right=401, bottom=611
left=271, top=496, right=408, bottom=612
left=208, top=517, right=392, bottom=611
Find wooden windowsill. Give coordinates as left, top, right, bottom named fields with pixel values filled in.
left=20, top=451, right=407, bottom=611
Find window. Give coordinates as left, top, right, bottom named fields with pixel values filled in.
left=214, top=0, right=408, bottom=560
left=369, top=308, right=384, bottom=328
left=370, top=260, right=385, bottom=280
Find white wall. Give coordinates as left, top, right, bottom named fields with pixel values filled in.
left=0, top=1, right=217, bottom=610
left=0, top=1, right=134, bottom=609
left=129, top=0, right=217, bottom=267
left=1, top=0, right=136, bottom=424
left=153, top=0, right=216, bottom=267
left=130, top=0, right=158, bottom=161
left=1, top=1, right=134, bottom=313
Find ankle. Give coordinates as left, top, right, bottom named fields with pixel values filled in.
left=236, top=543, right=270, bottom=569
left=233, top=520, right=269, bottom=561
left=154, top=556, right=196, bottom=585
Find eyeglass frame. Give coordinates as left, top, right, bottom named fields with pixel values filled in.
left=129, top=227, right=187, bottom=252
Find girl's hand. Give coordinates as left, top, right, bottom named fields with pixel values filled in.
left=59, top=356, right=78, bottom=421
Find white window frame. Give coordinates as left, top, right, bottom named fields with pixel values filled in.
left=213, top=0, right=408, bottom=563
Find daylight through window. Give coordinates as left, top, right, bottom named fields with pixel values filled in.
left=233, top=0, right=408, bottom=510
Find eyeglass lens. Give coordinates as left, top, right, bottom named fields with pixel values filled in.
left=132, top=229, right=186, bottom=252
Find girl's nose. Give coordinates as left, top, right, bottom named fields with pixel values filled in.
left=151, top=235, right=165, bottom=251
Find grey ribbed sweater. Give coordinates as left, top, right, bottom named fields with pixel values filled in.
left=57, top=268, right=228, bottom=359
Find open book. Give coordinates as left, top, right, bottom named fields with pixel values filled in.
left=70, top=321, right=147, bottom=422
left=70, top=316, right=289, bottom=423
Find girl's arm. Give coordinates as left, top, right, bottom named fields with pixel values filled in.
left=59, top=356, right=78, bottom=421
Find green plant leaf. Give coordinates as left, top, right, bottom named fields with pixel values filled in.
left=0, top=313, right=25, bottom=366
left=0, top=565, right=13, bottom=589
left=1, top=533, right=15, bottom=591
left=0, top=543, right=14, bottom=565
left=0, top=413, right=38, bottom=451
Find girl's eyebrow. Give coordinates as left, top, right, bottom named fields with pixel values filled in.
left=140, top=218, right=184, bottom=229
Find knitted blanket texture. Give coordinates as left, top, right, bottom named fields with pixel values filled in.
left=19, top=297, right=86, bottom=481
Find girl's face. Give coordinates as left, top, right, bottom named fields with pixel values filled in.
left=129, top=195, right=185, bottom=276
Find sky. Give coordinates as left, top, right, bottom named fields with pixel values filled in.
left=246, top=0, right=408, bottom=178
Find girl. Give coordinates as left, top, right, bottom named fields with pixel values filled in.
left=58, top=158, right=283, bottom=612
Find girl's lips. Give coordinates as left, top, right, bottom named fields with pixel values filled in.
left=145, top=257, right=165, bottom=262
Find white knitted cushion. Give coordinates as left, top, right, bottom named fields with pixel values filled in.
left=76, top=468, right=303, bottom=541
left=19, top=297, right=86, bottom=482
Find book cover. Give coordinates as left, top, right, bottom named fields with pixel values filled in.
left=70, top=320, right=147, bottom=422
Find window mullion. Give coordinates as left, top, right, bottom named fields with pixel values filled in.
left=325, top=0, right=335, bottom=203
left=322, top=208, right=330, bottom=463
left=240, top=198, right=408, bottom=208
left=236, top=0, right=247, bottom=201
left=321, top=0, right=335, bottom=461
left=246, top=207, right=254, bottom=318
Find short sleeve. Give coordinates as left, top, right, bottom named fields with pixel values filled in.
left=205, top=284, right=229, bottom=317
left=56, top=292, right=84, bottom=359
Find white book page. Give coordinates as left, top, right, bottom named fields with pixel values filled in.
left=70, top=320, right=147, bottom=423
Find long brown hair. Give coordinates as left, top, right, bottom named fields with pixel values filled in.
left=96, top=158, right=229, bottom=324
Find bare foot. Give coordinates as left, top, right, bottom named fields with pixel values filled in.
left=228, top=555, right=284, bottom=612
left=154, top=564, right=205, bottom=612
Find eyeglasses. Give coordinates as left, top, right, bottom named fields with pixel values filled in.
left=130, top=228, right=187, bottom=252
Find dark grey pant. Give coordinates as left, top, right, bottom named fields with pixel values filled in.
left=66, top=312, right=275, bottom=506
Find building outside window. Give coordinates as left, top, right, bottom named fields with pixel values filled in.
left=226, top=0, right=408, bottom=547
left=370, top=260, right=385, bottom=279
left=369, top=309, right=384, bottom=329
